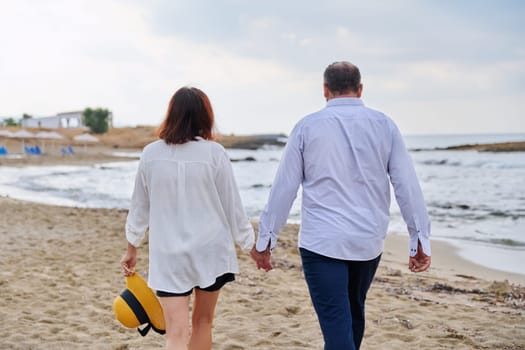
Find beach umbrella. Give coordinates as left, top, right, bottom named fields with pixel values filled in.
left=0, top=130, right=13, bottom=152
left=46, top=131, right=64, bottom=140
left=73, top=133, right=99, bottom=153
left=11, top=129, right=34, bottom=153
left=34, top=131, right=49, bottom=153
left=46, top=131, right=65, bottom=153
left=35, top=131, right=64, bottom=153
left=0, top=130, right=13, bottom=138
left=11, top=129, right=34, bottom=138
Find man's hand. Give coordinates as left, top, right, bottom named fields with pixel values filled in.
left=120, top=243, right=137, bottom=276
left=250, top=244, right=273, bottom=272
left=408, top=240, right=431, bottom=273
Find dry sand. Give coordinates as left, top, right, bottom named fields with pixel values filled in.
left=0, top=195, right=524, bottom=350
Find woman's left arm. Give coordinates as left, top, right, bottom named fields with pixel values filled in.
left=215, top=150, right=255, bottom=251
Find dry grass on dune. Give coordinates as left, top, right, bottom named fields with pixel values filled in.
left=1, top=126, right=158, bottom=150
left=97, top=126, right=159, bottom=149
left=1, top=125, right=268, bottom=150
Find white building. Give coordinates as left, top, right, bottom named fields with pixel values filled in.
left=20, top=111, right=113, bottom=129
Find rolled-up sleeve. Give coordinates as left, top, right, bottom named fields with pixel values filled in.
left=257, top=125, right=303, bottom=252
left=125, top=158, right=150, bottom=247
left=388, top=124, right=431, bottom=256
left=215, top=151, right=255, bottom=251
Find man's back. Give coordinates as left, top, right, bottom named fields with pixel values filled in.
left=258, top=96, right=429, bottom=260
left=294, top=98, right=396, bottom=260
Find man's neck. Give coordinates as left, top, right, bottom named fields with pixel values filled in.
left=326, top=93, right=359, bottom=101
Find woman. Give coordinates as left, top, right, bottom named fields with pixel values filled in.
left=121, top=87, right=254, bottom=350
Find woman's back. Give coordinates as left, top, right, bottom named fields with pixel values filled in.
left=127, top=139, right=253, bottom=293
left=144, top=138, right=228, bottom=248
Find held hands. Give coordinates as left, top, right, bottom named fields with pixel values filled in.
left=408, top=240, right=431, bottom=273
left=120, top=243, right=137, bottom=276
left=250, top=244, right=273, bottom=272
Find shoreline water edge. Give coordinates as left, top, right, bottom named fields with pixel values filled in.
left=1, top=131, right=524, bottom=278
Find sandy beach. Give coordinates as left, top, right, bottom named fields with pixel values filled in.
left=0, top=193, right=524, bottom=349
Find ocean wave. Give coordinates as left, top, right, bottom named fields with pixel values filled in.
left=230, top=156, right=257, bottom=162
left=442, top=235, right=525, bottom=248
left=8, top=180, right=60, bottom=194
left=250, top=184, right=271, bottom=189
left=487, top=238, right=525, bottom=247
left=427, top=202, right=525, bottom=221
left=419, top=159, right=462, bottom=166
left=417, top=158, right=525, bottom=169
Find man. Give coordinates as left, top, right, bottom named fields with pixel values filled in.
left=251, top=61, right=431, bottom=350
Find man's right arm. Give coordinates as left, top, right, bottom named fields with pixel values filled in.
left=256, top=125, right=304, bottom=254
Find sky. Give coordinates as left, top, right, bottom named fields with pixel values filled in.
left=0, top=0, right=524, bottom=135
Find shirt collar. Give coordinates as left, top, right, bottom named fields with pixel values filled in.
left=326, top=97, right=364, bottom=107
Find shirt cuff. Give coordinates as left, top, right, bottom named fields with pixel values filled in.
left=126, top=225, right=145, bottom=248
left=238, top=226, right=256, bottom=251
left=409, top=234, right=431, bottom=257
left=256, top=231, right=276, bottom=252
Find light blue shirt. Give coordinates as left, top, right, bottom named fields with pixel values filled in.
left=256, top=97, right=431, bottom=260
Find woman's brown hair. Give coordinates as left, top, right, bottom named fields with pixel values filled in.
left=157, top=87, right=214, bottom=144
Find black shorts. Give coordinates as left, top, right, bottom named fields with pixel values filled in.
left=156, top=273, right=235, bottom=297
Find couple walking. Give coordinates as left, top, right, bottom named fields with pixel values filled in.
left=120, top=61, right=431, bottom=350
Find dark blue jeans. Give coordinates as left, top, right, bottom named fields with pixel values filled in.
left=300, top=248, right=381, bottom=350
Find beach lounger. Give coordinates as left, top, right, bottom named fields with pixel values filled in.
left=24, top=146, right=42, bottom=156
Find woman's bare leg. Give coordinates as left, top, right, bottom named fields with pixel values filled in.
left=188, top=289, right=220, bottom=350
left=159, top=296, right=190, bottom=350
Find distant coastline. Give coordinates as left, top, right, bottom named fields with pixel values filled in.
left=1, top=125, right=523, bottom=152
left=411, top=141, right=525, bottom=152
left=438, top=141, right=525, bottom=152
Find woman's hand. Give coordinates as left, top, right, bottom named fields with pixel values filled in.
left=250, top=245, right=273, bottom=272
left=120, top=243, right=137, bottom=276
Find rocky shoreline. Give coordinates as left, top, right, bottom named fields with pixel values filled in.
left=411, top=141, right=525, bottom=153
left=439, top=141, right=525, bottom=152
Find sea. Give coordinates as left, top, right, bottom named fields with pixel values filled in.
left=1, top=133, right=524, bottom=276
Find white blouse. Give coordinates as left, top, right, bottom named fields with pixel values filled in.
left=126, top=139, right=254, bottom=293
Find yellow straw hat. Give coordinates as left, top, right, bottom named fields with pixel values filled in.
left=113, top=273, right=166, bottom=336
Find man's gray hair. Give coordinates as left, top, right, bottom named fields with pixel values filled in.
left=323, top=62, right=361, bottom=95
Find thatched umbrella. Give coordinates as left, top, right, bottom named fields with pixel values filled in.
left=35, top=131, right=64, bottom=154
left=0, top=130, right=13, bottom=138
left=0, top=130, right=13, bottom=154
left=73, top=133, right=99, bottom=154
left=11, top=129, right=34, bottom=153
